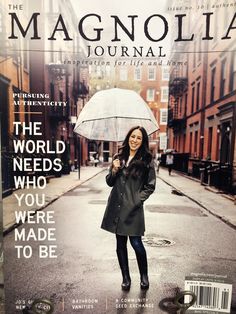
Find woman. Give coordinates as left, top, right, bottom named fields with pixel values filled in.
left=166, top=153, right=174, bottom=175
left=101, top=126, right=156, bottom=291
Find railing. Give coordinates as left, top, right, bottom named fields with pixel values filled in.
left=192, top=159, right=233, bottom=193
left=169, top=77, right=188, bottom=97
left=161, top=155, right=234, bottom=194
left=168, top=108, right=186, bottom=129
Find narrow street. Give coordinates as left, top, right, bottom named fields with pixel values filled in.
left=3, top=171, right=236, bottom=314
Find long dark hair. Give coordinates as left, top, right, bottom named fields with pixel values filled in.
left=117, top=126, right=152, bottom=178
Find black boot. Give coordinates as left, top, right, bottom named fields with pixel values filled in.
left=140, top=274, right=149, bottom=290
left=135, top=252, right=149, bottom=290
left=116, top=249, right=131, bottom=291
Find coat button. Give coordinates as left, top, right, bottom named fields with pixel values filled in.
left=114, top=217, right=119, bottom=223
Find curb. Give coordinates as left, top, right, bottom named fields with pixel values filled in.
left=3, top=168, right=105, bottom=236
left=160, top=167, right=235, bottom=202
left=157, top=174, right=236, bottom=231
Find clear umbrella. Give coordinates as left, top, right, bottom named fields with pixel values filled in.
left=74, top=88, right=159, bottom=142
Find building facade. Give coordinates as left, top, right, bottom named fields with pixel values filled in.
left=0, top=0, right=31, bottom=195
left=88, top=59, right=169, bottom=161
left=167, top=1, right=236, bottom=193
left=0, top=0, right=90, bottom=195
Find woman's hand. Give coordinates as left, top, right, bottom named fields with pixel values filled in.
left=112, top=159, right=121, bottom=173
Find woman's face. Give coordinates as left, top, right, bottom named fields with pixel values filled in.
left=129, top=129, right=143, bottom=153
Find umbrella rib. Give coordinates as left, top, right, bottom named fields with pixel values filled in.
left=81, top=116, right=152, bottom=123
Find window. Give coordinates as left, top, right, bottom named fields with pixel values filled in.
left=12, top=41, right=19, bottom=63
left=148, top=67, right=156, bottom=80
left=196, top=81, right=200, bottom=111
left=207, top=127, right=213, bottom=159
left=96, top=66, right=102, bottom=77
left=24, top=105, right=29, bottom=125
left=23, top=40, right=29, bottom=70
left=179, top=96, right=183, bottom=115
left=120, top=67, right=127, bottom=81
left=13, top=92, right=20, bottom=123
left=160, top=109, right=168, bottom=125
left=159, top=133, right=167, bottom=150
left=146, top=88, right=155, bottom=101
left=216, top=128, right=220, bottom=161
left=183, top=134, right=186, bottom=152
left=230, top=52, right=236, bottom=91
left=162, top=66, right=169, bottom=81
left=194, top=130, right=198, bottom=156
left=134, top=68, right=141, bottom=80
left=161, top=87, right=169, bottom=102
left=184, top=93, right=188, bottom=116
left=105, top=65, right=111, bottom=77
left=210, top=67, right=216, bottom=103
left=191, top=85, right=195, bottom=113
left=220, top=59, right=227, bottom=97
left=189, top=132, right=193, bottom=154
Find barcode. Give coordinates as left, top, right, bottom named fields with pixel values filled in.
left=189, top=285, right=230, bottom=311
left=221, top=291, right=229, bottom=310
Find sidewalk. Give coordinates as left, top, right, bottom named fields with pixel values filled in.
left=4, top=166, right=235, bottom=233
left=3, top=166, right=105, bottom=234
left=158, top=167, right=236, bottom=229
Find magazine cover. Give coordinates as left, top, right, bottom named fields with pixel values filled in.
left=0, top=0, right=236, bottom=313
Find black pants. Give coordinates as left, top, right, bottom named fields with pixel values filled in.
left=168, top=164, right=173, bottom=175
left=116, top=234, right=148, bottom=276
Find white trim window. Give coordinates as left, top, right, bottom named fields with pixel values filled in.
left=96, top=66, right=102, bottom=77
left=161, top=86, right=169, bottom=102
left=120, top=67, right=127, bottom=81
left=162, top=66, right=170, bottom=81
left=148, top=67, right=156, bottom=80
left=105, top=65, right=111, bottom=77
left=134, top=68, right=142, bottom=80
left=159, top=132, right=167, bottom=150
left=160, top=108, right=168, bottom=125
left=146, top=88, right=155, bottom=101
left=23, top=40, right=29, bottom=71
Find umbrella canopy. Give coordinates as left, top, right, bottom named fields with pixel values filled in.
left=165, top=149, right=177, bottom=154
left=74, top=88, right=159, bottom=142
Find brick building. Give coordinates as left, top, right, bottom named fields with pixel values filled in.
left=88, top=60, right=169, bottom=161
left=167, top=1, right=236, bottom=193
left=0, top=0, right=90, bottom=195
left=28, top=0, right=89, bottom=170
left=0, top=0, right=30, bottom=195
left=138, top=63, right=169, bottom=156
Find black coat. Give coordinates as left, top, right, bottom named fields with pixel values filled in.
left=101, top=158, right=156, bottom=236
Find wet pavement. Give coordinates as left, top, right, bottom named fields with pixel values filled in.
left=157, top=168, right=236, bottom=229
left=3, top=171, right=236, bottom=313
left=3, top=166, right=104, bottom=233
